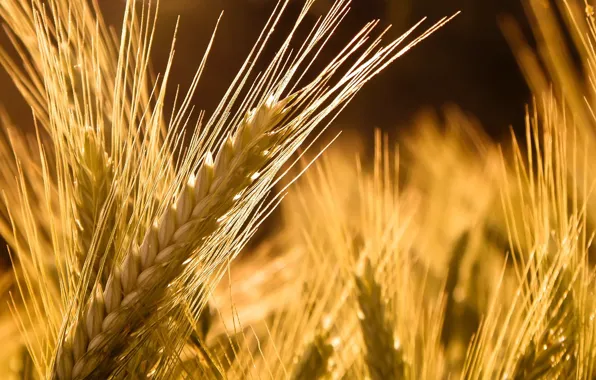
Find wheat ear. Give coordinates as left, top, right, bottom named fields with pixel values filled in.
left=74, top=127, right=116, bottom=288
left=54, top=97, right=291, bottom=379
left=355, top=258, right=406, bottom=380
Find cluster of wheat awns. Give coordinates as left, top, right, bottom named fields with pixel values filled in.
left=2, top=0, right=596, bottom=379
left=0, top=0, right=455, bottom=378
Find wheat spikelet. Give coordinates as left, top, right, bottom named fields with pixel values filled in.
left=290, top=333, right=333, bottom=380
left=355, top=257, right=406, bottom=380
left=74, top=128, right=116, bottom=288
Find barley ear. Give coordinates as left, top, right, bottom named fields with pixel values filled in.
left=355, top=258, right=406, bottom=380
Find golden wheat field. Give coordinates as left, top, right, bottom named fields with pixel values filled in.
left=1, top=0, right=596, bottom=378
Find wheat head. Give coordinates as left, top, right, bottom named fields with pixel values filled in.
left=55, top=97, right=294, bottom=379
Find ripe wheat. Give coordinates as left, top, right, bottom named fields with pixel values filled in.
left=0, top=0, right=454, bottom=378
left=56, top=97, right=294, bottom=379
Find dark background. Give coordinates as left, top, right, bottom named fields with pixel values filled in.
left=0, top=0, right=534, bottom=268
left=0, top=0, right=532, bottom=138
left=117, top=0, right=532, bottom=138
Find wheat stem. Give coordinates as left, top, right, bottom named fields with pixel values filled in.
left=54, top=97, right=291, bottom=379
